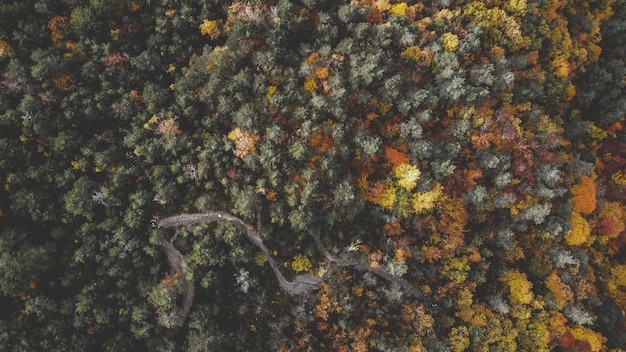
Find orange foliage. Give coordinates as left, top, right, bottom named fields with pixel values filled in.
left=394, top=247, right=412, bottom=261
left=364, top=180, right=386, bottom=204
left=52, top=74, right=74, bottom=91
left=383, top=219, right=403, bottom=236
left=367, top=250, right=383, bottom=269
left=439, top=197, right=469, bottom=239
left=421, top=245, right=442, bottom=263
left=466, top=246, right=482, bottom=263
left=309, top=131, right=334, bottom=152
left=548, top=311, right=568, bottom=338
left=314, top=282, right=336, bottom=321
left=544, top=272, right=573, bottom=308
left=48, top=16, right=70, bottom=42
left=128, top=90, right=142, bottom=102
left=384, top=147, right=410, bottom=167
left=571, top=175, right=596, bottom=214
left=456, top=303, right=490, bottom=327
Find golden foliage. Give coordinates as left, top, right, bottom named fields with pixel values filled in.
left=303, top=78, right=318, bottom=93
left=394, top=163, right=421, bottom=191
left=551, top=56, right=571, bottom=78
left=0, top=40, right=11, bottom=57
left=505, top=0, right=527, bottom=16
left=412, top=185, right=442, bottom=214
left=442, top=257, right=470, bottom=283
left=442, top=32, right=460, bottom=52
left=606, top=264, right=626, bottom=308
left=502, top=270, right=534, bottom=305
left=448, top=326, right=470, bottom=352
left=570, top=326, right=607, bottom=352
left=227, top=127, right=259, bottom=158
left=309, top=131, right=334, bottom=152
left=421, top=246, right=442, bottom=264
left=389, top=3, right=409, bottom=17
left=401, top=46, right=421, bottom=62
left=292, top=254, right=313, bottom=273
left=394, top=247, right=412, bottom=261
left=314, top=282, right=336, bottom=321
left=565, top=212, right=591, bottom=246
left=199, top=19, right=222, bottom=40
left=377, top=184, right=397, bottom=210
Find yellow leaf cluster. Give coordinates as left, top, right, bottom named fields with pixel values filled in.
left=412, top=183, right=443, bottom=214
left=611, top=171, right=626, bottom=185
left=505, top=0, right=527, bottom=16
left=448, top=326, right=470, bottom=352
left=401, top=46, right=421, bottom=63
left=303, top=78, right=318, bottom=94
left=442, top=257, right=470, bottom=284
left=128, top=1, right=140, bottom=11
left=502, top=270, right=533, bottom=305
left=389, top=3, right=408, bottom=17
left=565, top=212, right=591, bottom=246
left=394, top=163, right=421, bottom=191
left=266, top=85, right=277, bottom=102
left=199, top=19, right=222, bottom=40
left=292, top=254, right=312, bottom=273
left=606, top=264, right=626, bottom=307
left=551, top=56, right=570, bottom=79
left=463, top=2, right=507, bottom=28
left=442, top=32, right=460, bottom=52
left=374, top=0, right=391, bottom=12
left=227, top=127, right=260, bottom=158
left=71, top=160, right=85, bottom=172
left=435, top=9, right=456, bottom=21
left=0, top=40, right=11, bottom=57
left=570, top=326, right=607, bottom=352
left=377, top=185, right=397, bottom=210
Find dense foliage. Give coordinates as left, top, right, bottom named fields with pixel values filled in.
left=1, top=0, right=626, bottom=350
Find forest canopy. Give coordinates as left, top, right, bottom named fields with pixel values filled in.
left=1, top=0, right=626, bottom=351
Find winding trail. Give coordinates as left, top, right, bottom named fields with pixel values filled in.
left=156, top=211, right=429, bottom=326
